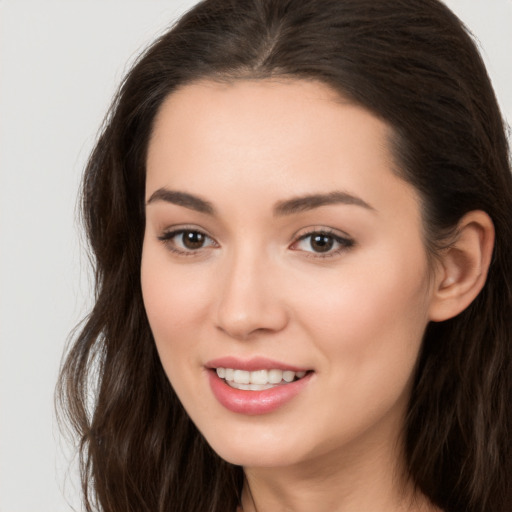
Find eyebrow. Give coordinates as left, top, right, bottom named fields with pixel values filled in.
left=273, top=191, right=375, bottom=216
left=146, top=188, right=375, bottom=216
left=146, top=188, right=215, bottom=215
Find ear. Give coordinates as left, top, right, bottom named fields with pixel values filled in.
left=429, top=210, right=495, bottom=322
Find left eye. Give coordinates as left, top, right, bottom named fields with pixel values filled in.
left=292, top=232, right=353, bottom=255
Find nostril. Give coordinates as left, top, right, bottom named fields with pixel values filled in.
left=214, top=277, right=289, bottom=339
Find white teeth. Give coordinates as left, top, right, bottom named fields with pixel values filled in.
left=233, top=369, right=250, bottom=384
left=250, top=369, right=269, bottom=385
left=268, top=369, right=283, bottom=384
left=227, top=381, right=276, bottom=391
left=215, top=367, right=308, bottom=386
left=282, top=370, right=295, bottom=383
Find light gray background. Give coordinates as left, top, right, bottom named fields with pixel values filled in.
left=0, top=1, right=510, bottom=511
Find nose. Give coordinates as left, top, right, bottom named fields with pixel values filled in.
left=214, top=250, right=289, bottom=340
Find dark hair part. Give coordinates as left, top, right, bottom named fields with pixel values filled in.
left=57, top=1, right=512, bottom=511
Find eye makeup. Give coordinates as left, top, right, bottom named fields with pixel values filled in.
left=157, top=224, right=355, bottom=260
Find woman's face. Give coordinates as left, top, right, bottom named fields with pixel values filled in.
left=141, top=79, right=436, bottom=469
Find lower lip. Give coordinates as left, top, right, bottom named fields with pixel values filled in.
left=207, top=370, right=312, bottom=415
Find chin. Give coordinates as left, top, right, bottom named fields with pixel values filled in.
left=201, top=425, right=306, bottom=468
left=214, top=445, right=300, bottom=468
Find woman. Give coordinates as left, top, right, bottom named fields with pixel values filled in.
left=57, top=0, right=512, bottom=511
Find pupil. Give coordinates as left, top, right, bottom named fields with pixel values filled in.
left=311, top=234, right=334, bottom=253
left=183, top=231, right=205, bottom=249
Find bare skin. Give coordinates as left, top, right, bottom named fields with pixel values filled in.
left=142, top=79, right=493, bottom=512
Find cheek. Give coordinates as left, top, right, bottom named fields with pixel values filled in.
left=281, top=250, right=431, bottom=451
left=140, top=243, right=213, bottom=369
left=292, top=245, right=431, bottom=382
left=140, top=246, right=219, bottom=421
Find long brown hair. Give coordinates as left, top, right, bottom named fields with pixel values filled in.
left=57, top=1, right=512, bottom=511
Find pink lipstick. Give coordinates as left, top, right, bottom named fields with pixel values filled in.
left=205, top=357, right=313, bottom=415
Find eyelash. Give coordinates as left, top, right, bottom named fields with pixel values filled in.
left=157, top=227, right=355, bottom=259
left=157, top=227, right=218, bottom=257
left=291, top=229, right=355, bottom=258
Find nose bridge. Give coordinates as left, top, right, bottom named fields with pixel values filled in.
left=215, top=241, right=287, bottom=339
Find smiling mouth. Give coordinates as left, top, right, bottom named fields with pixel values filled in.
left=215, top=368, right=310, bottom=391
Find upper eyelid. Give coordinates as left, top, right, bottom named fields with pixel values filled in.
left=158, top=224, right=214, bottom=238
left=292, top=225, right=353, bottom=242
left=158, top=226, right=217, bottom=245
left=158, top=228, right=218, bottom=256
left=292, top=231, right=354, bottom=247
left=290, top=232, right=355, bottom=260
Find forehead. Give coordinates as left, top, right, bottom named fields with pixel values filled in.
left=148, top=79, right=386, bottom=163
left=145, top=78, right=419, bottom=221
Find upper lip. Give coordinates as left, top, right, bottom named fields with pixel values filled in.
left=205, top=356, right=310, bottom=372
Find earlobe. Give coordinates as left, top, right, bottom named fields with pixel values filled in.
left=429, top=210, right=495, bottom=322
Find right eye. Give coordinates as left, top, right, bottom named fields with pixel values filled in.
left=158, top=229, right=218, bottom=255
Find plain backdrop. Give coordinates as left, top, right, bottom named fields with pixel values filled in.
left=0, top=1, right=511, bottom=511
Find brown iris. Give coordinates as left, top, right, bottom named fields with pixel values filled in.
left=310, top=234, right=334, bottom=253
left=182, top=230, right=206, bottom=249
